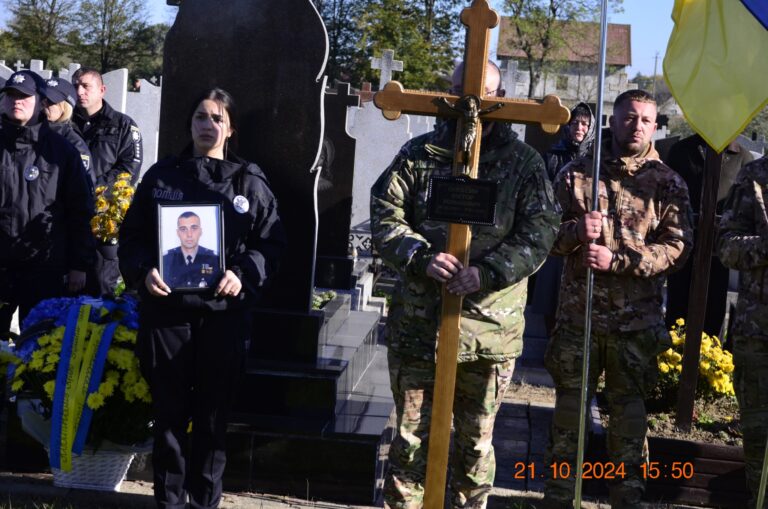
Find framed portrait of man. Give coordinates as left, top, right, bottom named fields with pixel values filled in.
left=157, top=203, right=225, bottom=292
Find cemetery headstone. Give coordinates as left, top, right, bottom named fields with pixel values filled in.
left=160, top=0, right=392, bottom=502
left=370, top=49, right=403, bottom=91
left=162, top=0, right=325, bottom=312
left=315, top=82, right=360, bottom=289
left=125, top=79, right=161, bottom=175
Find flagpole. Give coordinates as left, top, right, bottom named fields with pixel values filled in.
left=574, top=0, right=609, bottom=507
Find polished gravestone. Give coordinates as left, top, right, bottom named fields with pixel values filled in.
left=315, top=83, right=360, bottom=290
left=159, top=0, right=391, bottom=503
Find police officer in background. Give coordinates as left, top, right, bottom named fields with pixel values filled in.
left=72, top=67, right=143, bottom=297
left=0, top=70, right=96, bottom=335
left=41, top=77, right=94, bottom=185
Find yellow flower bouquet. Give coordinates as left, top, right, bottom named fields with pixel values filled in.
left=91, top=172, right=135, bottom=245
left=654, top=318, right=735, bottom=405
left=8, top=295, right=152, bottom=473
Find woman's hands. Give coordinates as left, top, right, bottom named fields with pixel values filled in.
left=145, top=268, right=171, bottom=296
left=144, top=268, right=242, bottom=297
left=215, top=270, right=242, bottom=297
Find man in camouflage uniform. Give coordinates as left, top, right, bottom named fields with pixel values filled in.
left=370, top=61, right=560, bottom=509
left=543, top=89, right=693, bottom=509
left=717, top=154, right=768, bottom=508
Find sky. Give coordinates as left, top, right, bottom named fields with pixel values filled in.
left=147, top=0, right=674, bottom=77
left=4, top=1, right=674, bottom=78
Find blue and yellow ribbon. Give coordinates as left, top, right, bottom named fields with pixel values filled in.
left=48, top=303, right=122, bottom=471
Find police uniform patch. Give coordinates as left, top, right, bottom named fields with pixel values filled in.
left=47, top=79, right=58, bottom=87
left=81, top=155, right=90, bottom=171
left=130, top=126, right=142, bottom=162
left=24, top=166, right=39, bottom=181
left=233, top=195, right=249, bottom=213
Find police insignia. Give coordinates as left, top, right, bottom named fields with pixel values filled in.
left=47, top=80, right=58, bottom=87
left=12, top=75, right=25, bottom=84
left=131, top=130, right=140, bottom=141
left=233, top=195, right=249, bottom=213
left=24, top=166, right=40, bottom=181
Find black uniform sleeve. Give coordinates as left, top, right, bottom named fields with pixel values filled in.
left=229, top=173, right=287, bottom=299
left=118, top=168, right=156, bottom=289
left=62, top=146, right=97, bottom=271
left=110, top=117, right=143, bottom=186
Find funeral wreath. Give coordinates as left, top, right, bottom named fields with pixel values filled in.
left=6, top=295, right=152, bottom=472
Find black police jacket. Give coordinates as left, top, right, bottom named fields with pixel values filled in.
left=49, top=122, right=95, bottom=187
left=0, top=117, right=96, bottom=272
left=73, top=100, right=142, bottom=187
left=118, top=151, right=287, bottom=311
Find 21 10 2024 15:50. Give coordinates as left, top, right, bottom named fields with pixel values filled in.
left=512, top=461, right=695, bottom=480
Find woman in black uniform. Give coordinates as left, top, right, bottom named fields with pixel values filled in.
left=119, top=88, right=286, bottom=509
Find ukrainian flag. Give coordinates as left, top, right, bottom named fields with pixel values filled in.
left=663, top=0, right=768, bottom=153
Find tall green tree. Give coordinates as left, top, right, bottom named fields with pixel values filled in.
left=74, top=0, right=147, bottom=72
left=313, top=0, right=366, bottom=84
left=4, top=0, right=77, bottom=68
left=502, top=0, right=623, bottom=98
left=358, top=0, right=461, bottom=90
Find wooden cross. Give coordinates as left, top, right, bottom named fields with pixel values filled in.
left=373, top=1, right=568, bottom=507
left=370, top=49, right=404, bottom=91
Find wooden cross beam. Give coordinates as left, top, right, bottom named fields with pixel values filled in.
left=372, top=1, right=568, bottom=508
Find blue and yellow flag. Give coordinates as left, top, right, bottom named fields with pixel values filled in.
left=663, top=0, right=768, bottom=153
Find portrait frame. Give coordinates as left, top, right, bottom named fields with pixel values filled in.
left=157, top=202, right=225, bottom=292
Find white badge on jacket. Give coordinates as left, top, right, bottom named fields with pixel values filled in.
left=233, top=195, right=249, bottom=214
left=24, top=166, right=40, bottom=181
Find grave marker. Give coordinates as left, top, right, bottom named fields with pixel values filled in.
left=370, top=49, right=403, bottom=91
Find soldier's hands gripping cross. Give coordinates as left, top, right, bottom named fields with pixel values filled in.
left=426, top=252, right=481, bottom=295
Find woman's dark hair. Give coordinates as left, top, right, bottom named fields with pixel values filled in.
left=187, top=87, right=239, bottom=136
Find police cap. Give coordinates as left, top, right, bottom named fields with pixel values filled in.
left=1, top=70, right=43, bottom=97
left=42, top=77, right=77, bottom=107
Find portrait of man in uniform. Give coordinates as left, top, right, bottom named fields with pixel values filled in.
left=159, top=207, right=224, bottom=290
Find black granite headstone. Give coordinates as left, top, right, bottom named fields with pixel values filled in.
left=160, top=0, right=326, bottom=312
left=159, top=2, right=393, bottom=503
left=315, top=83, right=360, bottom=289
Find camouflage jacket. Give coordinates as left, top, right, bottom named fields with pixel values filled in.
left=717, top=156, right=768, bottom=345
left=552, top=139, right=693, bottom=333
left=370, top=122, right=560, bottom=362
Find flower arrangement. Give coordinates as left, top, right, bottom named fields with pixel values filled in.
left=91, top=172, right=135, bottom=245
left=7, top=296, right=152, bottom=471
left=655, top=318, right=735, bottom=402
left=312, top=289, right=337, bottom=310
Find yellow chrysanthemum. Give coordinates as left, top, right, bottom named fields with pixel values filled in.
left=675, top=318, right=685, bottom=326
left=43, top=380, right=56, bottom=398
left=659, top=362, right=670, bottom=374
left=107, top=348, right=134, bottom=370
left=86, top=392, right=106, bottom=410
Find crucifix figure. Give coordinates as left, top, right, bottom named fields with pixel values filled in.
left=437, top=94, right=503, bottom=170
left=370, top=1, right=569, bottom=508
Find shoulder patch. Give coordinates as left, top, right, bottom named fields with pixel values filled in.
left=130, top=125, right=142, bottom=162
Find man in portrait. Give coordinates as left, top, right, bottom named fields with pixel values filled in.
left=162, top=211, right=220, bottom=289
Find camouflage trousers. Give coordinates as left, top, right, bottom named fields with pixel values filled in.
left=384, top=349, right=514, bottom=509
left=543, top=325, right=669, bottom=509
left=734, top=337, right=768, bottom=509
